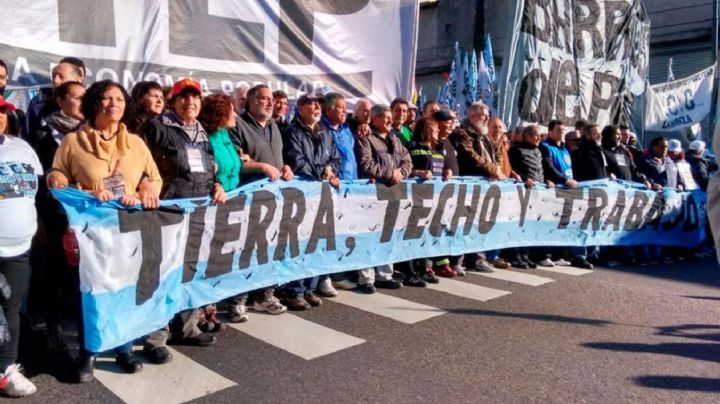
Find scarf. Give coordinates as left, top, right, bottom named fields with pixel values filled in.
left=45, top=110, right=83, bottom=135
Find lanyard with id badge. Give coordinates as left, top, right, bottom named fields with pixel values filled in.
left=103, top=158, right=126, bottom=198
left=186, top=144, right=207, bottom=173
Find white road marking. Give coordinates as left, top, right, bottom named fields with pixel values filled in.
left=468, top=269, right=554, bottom=286
left=534, top=266, right=594, bottom=276
left=94, top=347, right=236, bottom=404
left=227, top=313, right=365, bottom=360
left=426, top=278, right=511, bottom=302
left=331, top=290, right=446, bottom=324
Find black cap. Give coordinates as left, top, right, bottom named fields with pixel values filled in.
left=297, top=93, right=324, bottom=106
left=432, top=109, right=454, bottom=121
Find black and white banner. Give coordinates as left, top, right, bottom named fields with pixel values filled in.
left=498, top=0, right=650, bottom=128
left=0, top=0, right=419, bottom=104
left=645, top=65, right=716, bottom=132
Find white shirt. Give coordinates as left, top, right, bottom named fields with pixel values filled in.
left=0, top=135, right=43, bottom=257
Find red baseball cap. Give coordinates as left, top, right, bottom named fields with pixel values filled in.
left=0, top=97, right=16, bottom=112
left=170, top=78, right=202, bottom=99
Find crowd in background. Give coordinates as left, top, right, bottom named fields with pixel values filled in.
left=0, top=56, right=716, bottom=397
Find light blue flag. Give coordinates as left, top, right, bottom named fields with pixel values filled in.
left=469, top=50, right=479, bottom=103
left=460, top=50, right=471, bottom=116
left=477, top=51, right=495, bottom=116
left=484, top=34, right=496, bottom=84
left=447, top=42, right=462, bottom=110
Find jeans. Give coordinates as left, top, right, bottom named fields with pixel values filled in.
left=0, top=253, right=32, bottom=369
left=283, top=277, right=320, bottom=298
left=572, top=246, right=600, bottom=260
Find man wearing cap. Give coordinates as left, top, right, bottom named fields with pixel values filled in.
left=272, top=90, right=289, bottom=133
left=390, top=98, right=413, bottom=146
left=230, top=84, right=291, bottom=316
left=667, top=139, right=698, bottom=190
left=142, top=78, right=227, bottom=354
left=687, top=140, right=716, bottom=191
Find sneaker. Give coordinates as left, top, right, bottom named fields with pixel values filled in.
left=285, top=296, right=311, bottom=311
left=359, top=284, right=377, bottom=294
left=317, top=278, right=338, bottom=298
left=471, top=260, right=496, bottom=273
left=0, top=364, right=37, bottom=397
left=434, top=264, right=457, bottom=277
left=228, top=301, right=249, bottom=323
left=253, top=296, right=287, bottom=315
left=553, top=258, right=572, bottom=266
left=420, top=266, right=440, bottom=284
left=304, top=292, right=323, bottom=307
left=46, top=324, right=68, bottom=354
left=115, top=352, right=143, bottom=374
left=375, top=279, right=403, bottom=289
left=404, top=275, right=427, bottom=287
left=489, top=258, right=511, bottom=269
left=332, top=279, right=358, bottom=290
left=452, top=265, right=466, bottom=276
left=571, top=257, right=594, bottom=269
left=537, top=258, right=555, bottom=267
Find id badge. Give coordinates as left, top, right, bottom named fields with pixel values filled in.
left=103, top=174, right=126, bottom=198
left=186, top=144, right=207, bottom=173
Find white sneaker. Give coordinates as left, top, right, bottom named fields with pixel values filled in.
left=452, top=265, right=466, bottom=276
left=0, top=364, right=37, bottom=397
left=252, top=296, right=287, bottom=315
left=229, top=302, right=249, bottom=323
left=538, top=258, right=555, bottom=267
left=473, top=260, right=496, bottom=273
left=318, top=277, right=338, bottom=297
left=554, top=258, right=572, bottom=266
left=332, top=279, right=357, bottom=290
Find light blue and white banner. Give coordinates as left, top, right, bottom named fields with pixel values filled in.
left=53, top=178, right=706, bottom=352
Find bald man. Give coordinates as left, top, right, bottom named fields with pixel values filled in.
left=349, top=99, right=372, bottom=138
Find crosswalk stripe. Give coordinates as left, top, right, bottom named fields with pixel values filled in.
left=331, top=290, right=446, bottom=324
left=535, top=266, right=594, bottom=276
left=227, top=313, right=365, bottom=360
left=426, top=278, right=511, bottom=302
left=94, top=347, right=236, bottom=404
left=468, top=269, right=554, bottom=286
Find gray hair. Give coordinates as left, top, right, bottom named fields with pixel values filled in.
left=467, top=101, right=489, bottom=116
left=370, top=104, right=390, bottom=119
left=323, top=92, right=344, bottom=111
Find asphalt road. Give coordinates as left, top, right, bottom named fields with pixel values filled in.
left=11, top=257, right=720, bottom=403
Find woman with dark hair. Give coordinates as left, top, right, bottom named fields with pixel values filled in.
left=124, top=81, right=164, bottom=134
left=0, top=97, right=39, bottom=397
left=46, top=80, right=163, bottom=382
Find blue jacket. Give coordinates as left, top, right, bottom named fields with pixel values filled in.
left=321, top=116, right=357, bottom=180
left=640, top=155, right=686, bottom=189
left=283, top=119, right=341, bottom=181
left=540, top=140, right=573, bottom=183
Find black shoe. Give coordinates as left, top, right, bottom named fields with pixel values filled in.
left=143, top=346, right=173, bottom=364
left=521, top=255, right=537, bottom=269
left=170, top=333, right=217, bottom=347
left=511, top=260, right=529, bottom=269
left=76, top=355, right=96, bottom=383
left=404, top=276, right=427, bottom=287
left=360, top=284, right=377, bottom=294
left=571, top=257, right=594, bottom=269
left=421, top=271, right=440, bottom=284
left=116, top=352, right=143, bottom=374
left=375, top=279, right=403, bottom=289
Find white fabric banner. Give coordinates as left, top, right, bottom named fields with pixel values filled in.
left=0, top=0, right=418, bottom=104
left=644, top=65, right=716, bottom=132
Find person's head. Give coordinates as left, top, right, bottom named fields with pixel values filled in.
left=0, top=97, right=18, bottom=135
left=601, top=125, right=620, bottom=149
left=272, top=90, right=289, bottom=120
left=130, top=81, right=164, bottom=116
left=619, top=124, right=630, bottom=144
left=522, top=125, right=542, bottom=147
left=511, top=125, right=525, bottom=145
left=575, top=119, right=588, bottom=132
left=405, top=104, right=418, bottom=127
left=390, top=97, right=409, bottom=127
left=233, top=84, right=250, bottom=113
left=547, top=119, right=565, bottom=143
left=370, top=104, right=392, bottom=134
left=51, top=61, right=84, bottom=88
left=650, top=136, right=669, bottom=158
left=412, top=117, right=439, bottom=145
left=296, top=93, right=323, bottom=127
left=565, top=130, right=582, bottom=151
left=431, top=109, right=455, bottom=139
left=488, top=117, right=506, bottom=142
left=582, top=124, right=601, bottom=145
left=422, top=100, right=440, bottom=117
left=169, top=79, right=202, bottom=123
left=667, top=139, right=683, bottom=161
left=466, top=102, right=490, bottom=130
left=246, top=84, right=273, bottom=123
left=0, top=60, right=7, bottom=95
left=688, top=140, right=706, bottom=156
left=198, top=93, right=235, bottom=134
left=81, top=80, right=129, bottom=128
left=54, top=81, right=85, bottom=121
left=352, top=98, right=372, bottom=124
left=322, top=92, right=346, bottom=126
left=59, top=57, right=86, bottom=82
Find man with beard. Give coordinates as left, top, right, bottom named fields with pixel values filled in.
left=601, top=125, right=648, bottom=185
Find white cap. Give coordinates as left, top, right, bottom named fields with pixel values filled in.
left=668, top=139, right=683, bottom=153
left=688, top=139, right=706, bottom=152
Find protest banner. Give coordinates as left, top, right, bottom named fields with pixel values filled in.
left=498, top=0, right=650, bottom=129
left=644, top=65, right=716, bottom=132
left=0, top=0, right=418, bottom=104
left=53, top=178, right=706, bottom=352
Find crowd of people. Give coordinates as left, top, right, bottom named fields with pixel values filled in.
left=0, top=56, right=716, bottom=397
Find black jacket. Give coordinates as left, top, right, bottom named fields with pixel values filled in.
left=571, top=139, right=608, bottom=181
left=142, top=113, right=217, bottom=199
left=508, top=143, right=544, bottom=183
left=603, top=144, right=646, bottom=183
left=686, top=153, right=716, bottom=191
left=282, top=119, right=341, bottom=180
